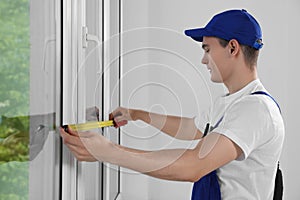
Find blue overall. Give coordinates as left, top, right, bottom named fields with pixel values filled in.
left=191, top=91, right=282, bottom=200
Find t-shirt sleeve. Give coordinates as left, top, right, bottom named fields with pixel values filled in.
left=212, top=97, right=271, bottom=161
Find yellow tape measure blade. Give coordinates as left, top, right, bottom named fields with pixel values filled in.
left=68, top=120, right=114, bottom=131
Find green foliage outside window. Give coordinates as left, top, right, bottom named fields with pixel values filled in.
left=0, top=0, right=30, bottom=199
left=0, top=0, right=29, bottom=117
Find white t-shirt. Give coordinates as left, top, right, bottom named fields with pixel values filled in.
left=195, top=79, right=285, bottom=200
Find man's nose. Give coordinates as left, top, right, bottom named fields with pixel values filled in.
left=201, top=55, right=208, bottom=65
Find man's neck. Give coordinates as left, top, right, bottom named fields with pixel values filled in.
left=225, top=68, right=258, bottom=94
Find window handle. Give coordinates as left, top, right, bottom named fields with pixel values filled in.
left=82, top=26, right=100, bottom=48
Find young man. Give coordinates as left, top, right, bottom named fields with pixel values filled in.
left=60, top=9, right=284, bottom=199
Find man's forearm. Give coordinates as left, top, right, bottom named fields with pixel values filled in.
left=132, top=109, right=203, bottom=140
left=109, top=143, right=202, bottom=182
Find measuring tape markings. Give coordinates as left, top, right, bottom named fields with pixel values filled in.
left=68, top=120, right=114, bottom=131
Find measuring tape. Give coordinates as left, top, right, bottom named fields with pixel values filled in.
left=66, top=120, right=114, bottom=131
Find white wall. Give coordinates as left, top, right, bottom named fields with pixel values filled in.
left=120, top=1, right=151, bottom=199
left=282, top=1, right=300, bottom=200
left=121, top=0, right=300, bottom=199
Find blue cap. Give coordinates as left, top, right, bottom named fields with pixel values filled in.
left=184, top=9, right=263, bottom=49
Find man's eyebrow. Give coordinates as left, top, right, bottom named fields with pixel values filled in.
left=202, top=44, right=209, bottom=50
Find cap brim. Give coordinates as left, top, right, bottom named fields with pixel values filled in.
left=184, top=28, right=208, bottom=42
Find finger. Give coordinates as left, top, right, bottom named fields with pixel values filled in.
left=114, top=119, right=128, bottom=128
left=67, top=126, right=80, bottom=136
left=60, top=125, right=77, bottom=135
left=60, top=127, right=70, bottom=138
left=114, top=115, right=127, bottom=122
left=66, top=142, right=85, bottom=155
left=66, top=136, right=84, bottom=147
left=77, top=130, right=98, bottom=139
left=60, top=128, right=83, bottom=147
left=65, top=143, right=90, bottom=161
left=111, top=107, right=124, bottom=118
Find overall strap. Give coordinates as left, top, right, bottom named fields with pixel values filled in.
left=202, top=116, right=224, bottom=137
left=251, top=91, right=281, bottom=113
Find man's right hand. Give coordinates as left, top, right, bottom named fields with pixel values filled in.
left=109, top=107, right=136, bottom=128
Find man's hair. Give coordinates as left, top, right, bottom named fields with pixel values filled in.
left=218, top=38, right=259, bottom=70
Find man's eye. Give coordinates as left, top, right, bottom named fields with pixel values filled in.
left=205, top=49, right=210, bottom=53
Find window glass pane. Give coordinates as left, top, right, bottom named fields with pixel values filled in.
left=0, top=0, right=30, bottom=199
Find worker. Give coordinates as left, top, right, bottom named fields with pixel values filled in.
left=60, top=9, right=284, bottom=199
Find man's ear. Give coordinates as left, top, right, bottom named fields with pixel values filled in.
left=228, top=39, right=239, bottom=55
